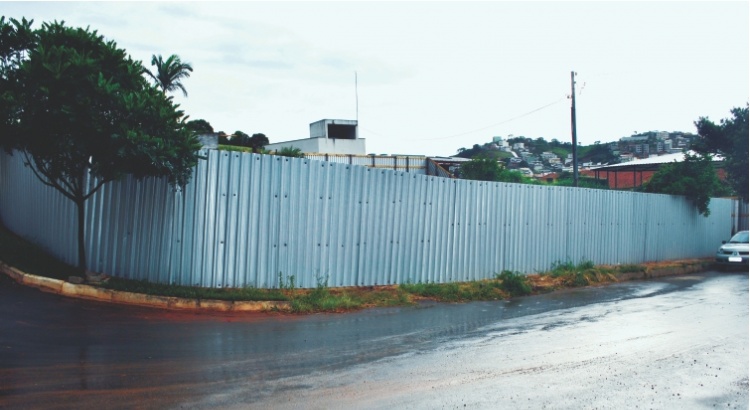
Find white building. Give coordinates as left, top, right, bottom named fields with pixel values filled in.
left=540, top=152, right=558, bottom=161
left=265, top=119, right=366, bottom=155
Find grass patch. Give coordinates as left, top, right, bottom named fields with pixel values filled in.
left=399, top=275, right=527, bottom=302
left=289, top=285, right=363, bottom=313
left=547, top=259, right=618, bottom=287
left=101, top=277, right=288, bottom=301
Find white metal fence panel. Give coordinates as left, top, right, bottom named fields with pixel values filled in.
left=303, top=153, right=427, bottom=175
left=0, top=149, right=734, bottom=288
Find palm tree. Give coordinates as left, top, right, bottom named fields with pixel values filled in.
left=145, top=54, right=193, bottom=96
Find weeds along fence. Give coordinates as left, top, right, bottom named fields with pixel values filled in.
left=0, top=149, right=733, bottom=289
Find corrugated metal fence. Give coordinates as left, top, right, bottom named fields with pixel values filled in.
left=0, top=149, right=733, bottom=288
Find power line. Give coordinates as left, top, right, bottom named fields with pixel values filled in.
left=413, top=95, right=569, bottom=141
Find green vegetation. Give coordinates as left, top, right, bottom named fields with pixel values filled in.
left=274, top=146, right=305, bottom=158
left=219, top=131, right=270, bottom=153
left=277, top=274, right=410, bottom=312
left=496, top=270, right=532, bottom=296
left=576, top=143, right=619, bottom=165
left=186, top=119, right=214, bottom=134
left=643, top=152, right=731, bottom=216
left=458, top=158, right=537, bottom=184
left=693, top=105, right=748, bottom=202
left=400, top=282, right=467, bottom=302
left=0, top=18, right=201, bottom=272
left=288, top=284, right=361, bottom=313
left=547, top=259, right=619, bottom=287
left=399, top=271, right=532, bottom=301
left=552, top=172, right=610, bottom=189
left=144, top=53, right=193, bottom=96
left=103, top=277, right=288, bottom=301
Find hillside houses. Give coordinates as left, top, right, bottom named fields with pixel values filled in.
left=474, top=131, right=696, bottom=178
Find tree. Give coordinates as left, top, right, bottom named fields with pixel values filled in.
left=144, top=53, right=193, bottom=97
left=217, top=131, right=230, bottom=145
left=643, top=153, right=731, bottom=217
left=459, top=158, right=528, bottom=183
left=186, top=119, right=214, bottom=134
left=693, top=105, right=749, bottom=202
left=0, top=19, right=201, bottom=272
left=231, top=130, right=251, bottom=146
left=0, top=17, right=34, bottom=135
left=248, top=133, right=269, bottom=153
left=459, top=158, right=503, bottom=181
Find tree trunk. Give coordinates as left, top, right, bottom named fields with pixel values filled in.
left=76, top=197, right=87, bottom=273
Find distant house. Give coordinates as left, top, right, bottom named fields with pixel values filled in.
left=518, top=167, right=533, bottom=177
left=540, top=152, right=558, bottom=161
left=534, top=172, right=559, bottom=184
left=590, top=151, right=725, bottom=190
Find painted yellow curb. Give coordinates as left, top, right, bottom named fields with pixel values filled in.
left=0, top=262, right=290, bottom=313
left=1, top=259, right=712, bottom=313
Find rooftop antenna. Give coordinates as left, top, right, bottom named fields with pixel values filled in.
left=355, top=71, right=359, bottom=123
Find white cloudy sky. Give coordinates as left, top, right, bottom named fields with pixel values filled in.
left=3, top=1, right=748, bottom=156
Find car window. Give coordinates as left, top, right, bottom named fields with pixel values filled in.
left=729, top=231, right=749, bottom=244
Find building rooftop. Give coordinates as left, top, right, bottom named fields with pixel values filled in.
left=592, top=151, right=723, bottom=171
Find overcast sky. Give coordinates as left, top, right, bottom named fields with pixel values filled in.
left=4, top=1, right=748, bottom=156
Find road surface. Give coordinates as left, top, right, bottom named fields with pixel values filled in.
left=1, top=271, right=747, bottom=409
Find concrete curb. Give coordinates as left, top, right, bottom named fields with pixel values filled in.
left=0, top=262, right=290, bottom=313
left=1, top=259, right=713, bottom=313
left=616, top=260, right=712, bottom=281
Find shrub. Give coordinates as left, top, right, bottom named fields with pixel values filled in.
left=274, top=147, right=305, bottom=158
left=546, top=259, right=619, bottom=287
left=289, top=282, right=362, bottom=313
left=496, top=270, right=532, bottom=297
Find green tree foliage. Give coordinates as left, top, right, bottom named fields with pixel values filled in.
left=643, top=153, right=731, bottom=216
left=248, top=133, right=270, bottom=153
left=144, top=53, right=193, bottom=96
left=459, top=158, right=530, bottom=183
left=231, top=130, right=251, bottom=146
left=217, top=131, right=230, bottom=145
left=218, top=131, right=269, bottom=153
left=455, top=144, right=484, bottom=158
left=693, top=105, right=749, bottom=202
left=0, top=18, right=201, bottom=271
left=186, top=119, right=214, bottom=134
left=459, top=158, right=502, bottom=181
left=578, top=143, right=619, bottom=165
left=274, top=146, right=304, bottom=158
left=553, top=172, right=609, bottom=189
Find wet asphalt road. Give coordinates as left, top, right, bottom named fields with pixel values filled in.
left=0, top=271, right=747, bottom=409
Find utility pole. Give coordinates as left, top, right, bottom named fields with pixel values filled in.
left=570, top=71, right=579, bottom=187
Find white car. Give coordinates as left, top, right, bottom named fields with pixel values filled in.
left=715, top=230, right=749, bottom=270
